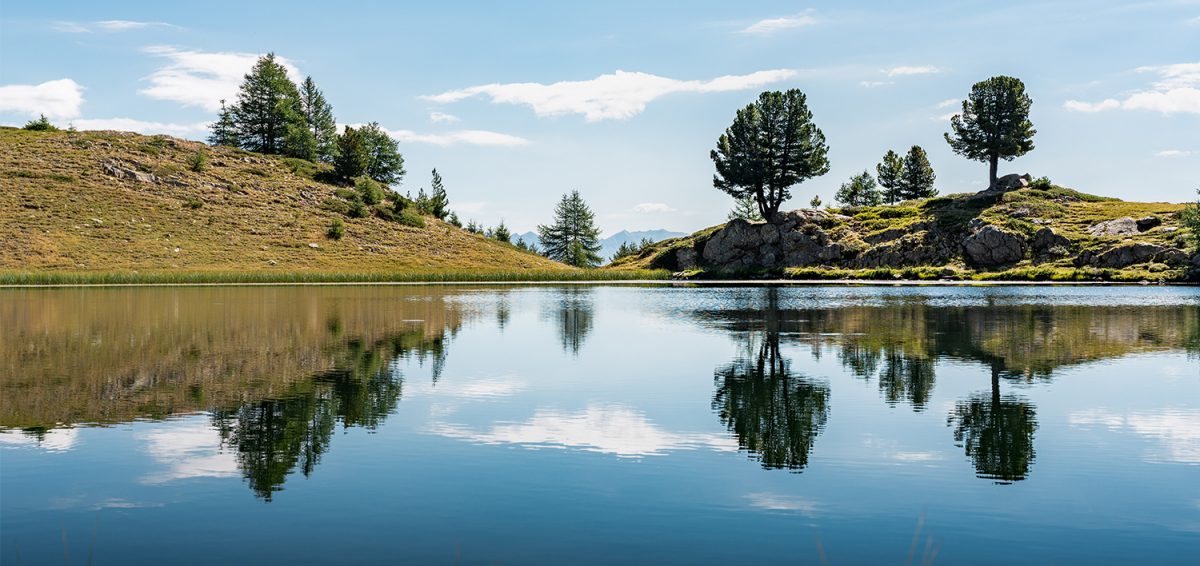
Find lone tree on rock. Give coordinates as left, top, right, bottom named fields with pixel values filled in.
left=945, top=76, right=1036, bottom=189
left=538, top=190, right=603, bottom=268
left=711, top=89, right=830, bottom=221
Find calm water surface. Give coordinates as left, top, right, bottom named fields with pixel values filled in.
left=1, top=285, right=1198, bottom=564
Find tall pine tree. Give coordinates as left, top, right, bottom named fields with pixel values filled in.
left=945, top=75, right=1036, bottom=188
left=230, top=53, right=307, bottom=155
left=537, top=190, right=603, bottom=268
left=428, top=169, right=450, bottom=220
left=207, top=99, right=239, bottom=147
left=298, top=76, right=338, bottom=163
left=876, top=150, right=903, bottom=204
left=898, top=145, right=937, bottom=200
left=358, top=122, right=405, bottom=184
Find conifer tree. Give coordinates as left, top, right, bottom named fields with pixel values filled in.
left=898, top=145, right=938, bottom=200
left=728, top=194, right=764, bottom=221
left=231, top=53, right=306, bottom=155
left=298, top=76, right=338, bottom=162
left=876, top=150, right=904, bottom=204
left=428, top=169, right=450, bottom=220
left=537, top=190, right=603, bottom=268
left=945, top=75, right=1036, bottom=188
left=334, top=126, right=369, bottom=180
left=835, top=171, right=883, bottom=207
left=208, top=100, right=239, bottom=147
left=493, top=221, right=511, bottom=243
left=358, top=122, right=405, bottom=184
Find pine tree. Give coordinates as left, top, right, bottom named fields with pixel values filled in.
left=208, top=100, right=239, bottom=147
left=334, top=126, right=368, bottom=180
left=945, top=75, right=1036, bottom=188
left=493, top=221, right=511, bottom=243
left=446, top=211, right=462, bottom=228
left=876, top=150, right=904, bottom=204
left=230, top=53, right=306, bottom=155
left=428, top=169, right=450, bottom=220
left=23, top=114, right=58, bottom=131
left=537, top=190, right=603, bottom=268
left=810, top=195, right=822, bottom=208
left=898, top=145, right=937, bottom=200
left=728, top=194, right=764, bottom=221
left=835, top=171, right=883, bottom=207
left=358, top=122, right=405, bottom=184
left=298, top=76, right=338, bottom=163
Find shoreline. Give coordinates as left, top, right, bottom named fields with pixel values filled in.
left=2, top=279, right=1196, bottom=288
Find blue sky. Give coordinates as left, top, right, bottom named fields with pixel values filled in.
left=1, top=1, right=1197, bottom=234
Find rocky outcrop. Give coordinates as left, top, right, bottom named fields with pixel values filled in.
left=990, top=173, right=1033, bottom=192
left=103, top=159, right=157, bottom=183
left=1077, top=243, right=1188, bottom=269
left=1136, top=216, right=1162, bottom=232
left=698, top=210, right=854, bottom=271
left=1087, top=217, right=1138, bottom=237
left=1031, top=228, right=1073, bottom=262
left=962, top=225, right=1027, bottom=266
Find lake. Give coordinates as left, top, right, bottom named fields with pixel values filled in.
left=1, top=284, right=1198, bottom=564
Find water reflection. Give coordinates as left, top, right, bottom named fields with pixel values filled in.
left=948, top=366, right=1038, bottom=483
left=544, top=287, right=594, bottom=355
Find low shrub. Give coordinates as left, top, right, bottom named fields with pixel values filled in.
left=327, top=218, right=345, bottom=240
left=184, top=197, right=204, bottom=209
left=397, top=209, right=425, bottom=228
left=188, top=150, right=208, bottom=172
left=23, top=114, right=58, bottom=131
left=321, top=198, right=350, bottom=215
left=244, top=167, right=270, bottom=177
left=347, top=198, right=369, bottom=218
left=355, top=176, right=386, bottom=205
left=334, top=188, right=358, bottom=200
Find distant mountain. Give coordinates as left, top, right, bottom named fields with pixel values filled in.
left=513, top=229, right=687, bottom=263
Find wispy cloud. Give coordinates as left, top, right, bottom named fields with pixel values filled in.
left=745, top=492, right=819, bottom=514
left=886, top=65, right=941, bottom=77
left=376, top=127, right=529, bottom=147
left=632, top=202, right=676, bottom=214
left=936, top=98, right=960, bottom=108
left=72, top=117, right=208, bottom=137
left=859, top=80, right=894, bottom=88
left=424, top=69, right=797, bottom=122
left=1064, top=62, right=1200, bottom=115
left=428, top=111, right=460, bottom=123
left=139, top=46, right=300, bottom=112
left=1155, top=149, right=1192, bottom=157
left=740, top=13, right=817, bottom=35
left=54, top=20, right=177, bottom=33
left=0, top=78, right=85, bottom=118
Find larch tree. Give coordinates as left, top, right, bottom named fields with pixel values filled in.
left=298, top=76, right=338, bottom=162
left=428, top=169, right=450, bottom=220
left=537, top=190, right=603, bottom=268
left=230, top=53, right=306, bottom=155
left=876, top=150, right=904, bottom=204
left=711, top=89, right=830, bottom=221
left=898, top=145, right=937, bottom=200
left=207, top=100, right=240, bottom=147
left=945, top=75, right=1036, bottom=188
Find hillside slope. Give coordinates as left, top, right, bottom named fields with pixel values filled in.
left=612, top=181, right=1199, bottom=282
left=0, top=128, right=570, bottom=276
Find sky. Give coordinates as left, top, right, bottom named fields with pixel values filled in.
left=1, top=1, right=1197, bottom=235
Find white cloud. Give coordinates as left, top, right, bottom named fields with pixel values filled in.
left=740, top=13, right=817, bottom=35
left=859, top=80, right=894, bottom=88
left=138, top=420, right=238, bottom=484
left=933, top=112, right=958, bottom=121
left=139, top=46, right=301, bottom=112
left=428, top=111, right=460, bottom=123
left=745, top=492, right=819, bottom=514
left=374, top=126, right=529, bottom=147
left=431, top=403, right=737, bottom=458
left=1064, top=98, right=1121, bottom=112
left=1064, top=62, right=1200, bottom=115
left=936, top=98, right=960, bottom=108
left=424, top=69, right=797, bottom=122
left=0, top=78, right=85, bottom=118
left=54, top=20, right=176, bottom=33
left=1070, top=409, right=1200, bottom=464
left=1156, top=149, right=1192, bottom=157
left=72, top=117, right=208, bottom=137
left=632, top=202, right=676, bottom=214
left=886, top=65, right=941, bottom=77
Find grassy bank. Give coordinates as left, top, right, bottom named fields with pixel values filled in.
left=0, top=269, right=672, bottom=286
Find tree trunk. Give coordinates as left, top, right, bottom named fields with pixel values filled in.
left=988, top=155, right=999, bottom=189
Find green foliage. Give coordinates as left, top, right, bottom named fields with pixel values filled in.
left=711, top=89, right=831, bottom=219
left=427, top=169, right=450, bottom=219
left=835, top=170, right=883, bottom=207
left=188, top=149, right=208, bottom=172
left=397, top=209, right=425, bottom=228
left=23, top=114, right=58, bottom=131
left=728, top=194, right=764, bottom=221
left=610, top=237, right=654, bottom=263
left=809, top=195, right=822, bottom=208
left=515, top=237, right=538, bottom=253
left=184, top=197, right=204, bottom=209
left=898, top=145, right=937, bottom=200
left=945, top=75, right=1036, bottom=186
left=229, top=53, right=307, bottom=155
left=334, top=126, right=369, bottom=180
left=1028, top=176, right=1053, bottom=190
left=321, top=198, right=350, bottom=215
left=207, top=100, right=239, bottom=147
left=446, top=211, right=462, bottom=228
left=465, top=219, right=482, bottom=234
left=876, top=150, right=903, bottom=204
left=358, top=122, right=405, bottom=184
left=354, top=176, right=386, bottom=205
left=537, top=190, right=603, bottom=267
left=326, top=218, right=345, bottom=239
left=298, top=76, right=338, bottom=163
left=347, top=198, right=368, bottom=218
left=1181, top=189, right=1200, bottom=251
left=492, top=220, right=511, bottom=243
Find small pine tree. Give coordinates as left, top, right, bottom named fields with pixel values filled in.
left=334, top=126, right=369, bottom=180
left=446, top=211, right=462, bottom=228
left=358, top=122, right=405, bottom=184
left=835, top=171, right=883, bottom=207
left=728, top=194, right=764, bottom=221
left=537, top=190, right=603, bottom=268
left=876, top=150, right=904, bottom=204
left=23, top=114, right=59, bottom=131
left=428, top=169, right=450, bottom=219
left=898, top=145, right=937, bottom=200
left=298, top=76, right=338, bottom=163
left=465, top=219, right=482, bottom=234
left=207, top=100, right=239, bottom=147
left=493, top=221, right=511, bottom=243
left=809, top=195, right=822, bottom=208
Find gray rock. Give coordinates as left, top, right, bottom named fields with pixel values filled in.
left=1079, top=243, right=1177, bottom=269
left=675, top=247, right=698, bottom=271
left=1135, top=216, right=1162, bottom=232
left=102, top=159, right=157, bottom=183
left=702, top=219, right=765, bottom=267
left=1087, top=217, right=1138, bottom=237
left=962, top=225, right=1027, bottom=266
left=1031, top=227, right=1072, bottom=261
left=991, top=173, right=1033, bottom=192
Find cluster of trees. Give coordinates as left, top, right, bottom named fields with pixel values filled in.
left=713, top=75, right=1038, bottom=218
left=208, top=53, right=405, bottom=185
left=610, top=237, right=655, bottom=263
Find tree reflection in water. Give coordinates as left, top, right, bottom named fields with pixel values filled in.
left=948, top=365, right=1038, bottom=484
left=546, top=287, right=594, bottom=355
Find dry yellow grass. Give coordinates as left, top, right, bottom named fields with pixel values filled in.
left=0, top=127, right=572, bottom=275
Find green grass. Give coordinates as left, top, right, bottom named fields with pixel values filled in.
left=0, top=269, right=672, bottom=286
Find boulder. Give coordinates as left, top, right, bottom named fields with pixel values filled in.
left=102, top=159, right=157, bottom=183
left=675, top=247, right=699, bottom=271
left=962, top=225, right=1027, bottom=266
left=1031, top=227, right=1072, bottom=261
left=701, top=219, right=766, bottom=268
left=1078, top=243, right=1182, bottom=269
left=1087, top=217, right=1138, bottom=237
left=990, top=173, right=1033, bottom=192
left=1135, top=216, right=1162, bottom=232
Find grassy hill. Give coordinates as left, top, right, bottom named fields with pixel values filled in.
left=612, top=182, right=1198, bottom=282
left=0, top=128, right=663, bottom=283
